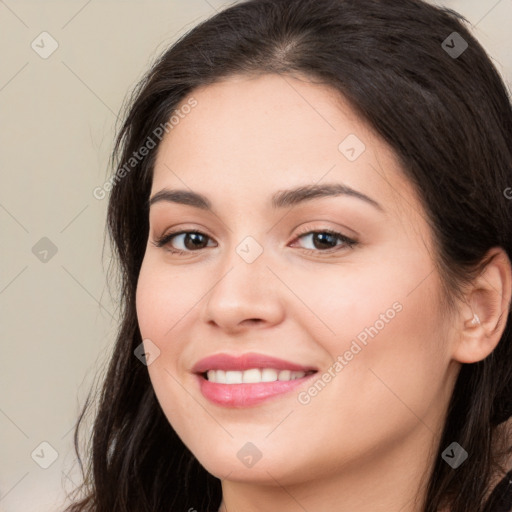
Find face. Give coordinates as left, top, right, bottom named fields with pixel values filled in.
left=136, top=73, right=459, bottom=486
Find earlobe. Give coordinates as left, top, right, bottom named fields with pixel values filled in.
left=452, top=247, right=512, bottom=364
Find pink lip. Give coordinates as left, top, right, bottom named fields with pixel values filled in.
left=191, top=352, right=318, bottom=408
left=195, top=373, right=318, bottom=407
left=191, top=352, right=317, bottom=373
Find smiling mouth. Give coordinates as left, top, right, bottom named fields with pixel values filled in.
left=196, top=368, right=319, bottom=408
left=202, top=368, right=317, bottom=384
left=192, top=352, right=319, bottom=406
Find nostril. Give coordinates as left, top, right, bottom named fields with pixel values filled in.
left=243, top=318, right=262, bottom=326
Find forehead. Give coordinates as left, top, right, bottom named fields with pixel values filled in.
left=151, top=73, right=420, bottom=220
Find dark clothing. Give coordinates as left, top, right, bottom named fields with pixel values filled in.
left=486, top=469, right=512, bottom=511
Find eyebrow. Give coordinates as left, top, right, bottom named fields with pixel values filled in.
left=148, top=183, right=383, bottom=212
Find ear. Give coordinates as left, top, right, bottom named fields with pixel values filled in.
left=452, top=247, right=512, bottom=364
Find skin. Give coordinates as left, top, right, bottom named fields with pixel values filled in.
left=135, top=73, right=511, bottom=512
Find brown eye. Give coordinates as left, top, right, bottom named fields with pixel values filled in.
left=292, top=229, right=358, bottom=254
left=153, top=230, right=215, bottom=253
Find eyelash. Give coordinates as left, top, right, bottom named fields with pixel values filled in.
left=152, top=226, right=358, bottom=256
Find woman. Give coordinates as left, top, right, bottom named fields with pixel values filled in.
left=65, top=0, right=512, bottom=510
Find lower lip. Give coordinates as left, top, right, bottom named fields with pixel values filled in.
left=196, top=373, right=317, bottom=407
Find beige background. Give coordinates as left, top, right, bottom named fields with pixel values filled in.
left=0, top=1, right=510, bottom=511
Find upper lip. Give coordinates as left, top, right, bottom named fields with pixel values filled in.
left=192, top=352, right=318, bottom=374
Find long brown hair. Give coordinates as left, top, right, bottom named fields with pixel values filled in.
left=65, top=0, right=512, bottom=510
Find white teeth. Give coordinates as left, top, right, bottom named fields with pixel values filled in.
left=278, top=370, right=291, bottom=381
left=205, top=368, right=307, bottom=384
left=225, top=370, right=243, bottom=384
left=261, top=368, right=278, bottom=382
left=243, top=368, right=262, bottom=383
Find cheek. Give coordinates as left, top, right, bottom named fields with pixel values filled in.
left=328, top=271, right=448, bottom=429
left=302, top=250, right=449, bottom=404
left=135, top=256, right=207, bottom=397
left=135, top=260, right=202, bottom=430
left=135, top=262, right=165, bottom=340
left=135, top=256, right=198, bottom=341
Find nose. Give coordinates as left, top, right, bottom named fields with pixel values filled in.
left=201, top=245, right=286, bottom=334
